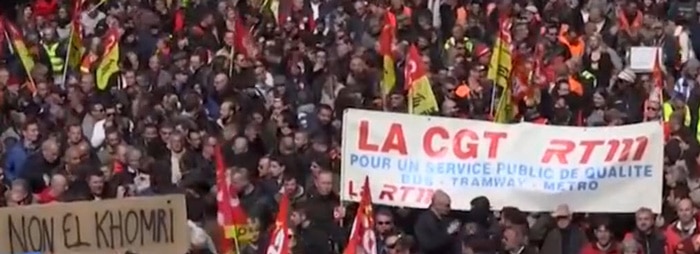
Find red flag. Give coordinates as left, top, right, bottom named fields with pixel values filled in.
left=404, top=45, right=427, bottom=91
left=173, top=9, right=185, bottom=34
left=265, top=191, right=292, bottom=254
left=215, top=145, right=250, bottom=254
left=651, top=49, right=669, bottom=140
left=378, top=13, right=394, bottom=56
left=113, top=160, right=123, bottom=174
left=652, top=49, right=664, bottom=89
left=0, top=18, right=5, bottom=57
left=343, top=176, right=377, bottom=254
left=215, top=145, right=235, bottom=253
left=234, top=16, right=255, bottom=58
left=5, top=20, right=36, bottom=93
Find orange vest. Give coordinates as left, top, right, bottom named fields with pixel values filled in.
left=568, top=76, right=584, bottom=95
left=386, top=6, right=412, bottom=27
left=558, top=25, right=585, bottom=58
left=617, top=10, right=643, bottom=33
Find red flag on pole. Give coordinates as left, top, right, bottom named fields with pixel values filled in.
left=343, top=176, right=377, bottom=254
left=265, top=191, right=292, bottom=254
left=215, top=145, right=236, bottom=254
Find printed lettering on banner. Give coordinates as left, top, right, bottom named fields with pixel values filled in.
left=340, top=109, right=664, bottom=213
left=0, top=195, right=187, bottom=254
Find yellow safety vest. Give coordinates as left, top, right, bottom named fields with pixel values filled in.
left=662, top=102, right=690, bottom=126
left=44, top=43, right=64, bottom=74
left=663, top=101, right=700, bottom=141
left=444, top=37, right=473, bottom=53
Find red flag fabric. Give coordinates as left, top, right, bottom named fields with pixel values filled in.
left=173, top=9, right=185, bottom=34
left=233, top=16, right=253, bottom=58
left=215, top=145, right=235, bottom=253
left=404, top=45, right=428, bottom=91
left=652, top=49, right=664, bottom=89
left=113, top=160, right=123, bottom=174
left=0, top=18, right=5, bottom=57
left=215, top=145, right=250, bottom=253
left=378, top=13, right=394, bottom=56
left=265, top=191, right=292, bottom=254
left=343, top=176, right=377, bottom=254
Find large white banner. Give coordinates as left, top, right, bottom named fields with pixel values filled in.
left=340, top=109, right=664, bottom=213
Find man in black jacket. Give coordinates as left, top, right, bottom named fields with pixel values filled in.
left=414, top=190, right=461, bottom=254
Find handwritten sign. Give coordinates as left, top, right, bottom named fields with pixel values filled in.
left=0, top=195, right=188, bottom=254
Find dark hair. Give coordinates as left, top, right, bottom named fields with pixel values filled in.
left=589, top=215, right=612, bottom=231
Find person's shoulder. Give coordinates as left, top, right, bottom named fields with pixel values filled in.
left=415, top=209, right=436, bottom=222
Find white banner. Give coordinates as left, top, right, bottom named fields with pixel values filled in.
left=340, top=109, right=664, bottom=213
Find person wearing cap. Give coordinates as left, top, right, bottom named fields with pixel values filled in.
left=609, top=68, right=645, bottom=123
left=540, top=204, right=587, bottom=254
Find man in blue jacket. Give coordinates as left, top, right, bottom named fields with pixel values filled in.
left=5, top=119, right=40, bottom=180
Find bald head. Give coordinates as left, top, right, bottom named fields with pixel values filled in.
left=677, top=198, right=696, bottom=223
left=430, top=190, right=451, bottom=216
left=41, top=139, right=59, bottom=151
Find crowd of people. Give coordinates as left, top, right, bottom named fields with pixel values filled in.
left=0, top=0, right=698, bottom=253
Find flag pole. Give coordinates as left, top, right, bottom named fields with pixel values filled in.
left=228, top=45, right=235, bottom=77
left=60, top=28, right=74, bottom=87
left=3, top=30, right=13, bottom=54
left=231, top=225, right=241, bottom=254
left=407, top=88, right=414, bottom=114
left=87, top=0, right=107, bottom=13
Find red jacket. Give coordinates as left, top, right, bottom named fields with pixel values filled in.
left=37, top=188, right=59, bottom=204
left=664, top=220, right=700, bottom=252
left=579, top=242, right=621, bottom=254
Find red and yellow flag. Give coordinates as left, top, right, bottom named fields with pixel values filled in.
left=489, top=17, right=514, bottom=123
left=215, top=145, right=236, bottom=254
left=67, top=0, right=84, bottom=70
left=343, top=176, right=377, bottom=254
left=265, top=191, right=291, bottom=254
left=404, top=45, right=438, bottom=115
left=379, top=13, right=396, bottom=98
left=95, top=28, right=119, bottom=90
left=5, top=20, right=36, bottom=93
left=215, top=145, right=252, bottom=254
